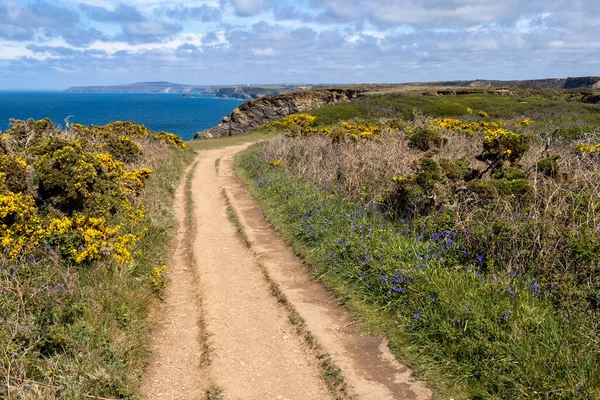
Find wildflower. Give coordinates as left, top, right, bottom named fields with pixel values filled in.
left=476, top=254, right=484, bottom=264
left=392, top=285, right=404, bottom=293
left=329, top=251, right=335, bottom=259
left=503, top=310, right=513, bottom=321
left=413, top=313, right=422, bottom=319
left=508, top=286, right=516, bottom=298
left=532, top=283, right=540, bottom=295
left=429, top=295, right=436, bottom=302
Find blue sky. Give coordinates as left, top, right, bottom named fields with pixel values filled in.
left=0, top=0, right=598, bottom=89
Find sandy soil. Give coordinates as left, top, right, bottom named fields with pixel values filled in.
left=140, top=143, right=432, bottom=400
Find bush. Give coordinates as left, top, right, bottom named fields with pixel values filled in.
left=1, top=119, right=193, bottom=398
left=408, top=126, right=447, bottom=151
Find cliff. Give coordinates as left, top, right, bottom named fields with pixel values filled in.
left=194, top=89, right=361, bottom=139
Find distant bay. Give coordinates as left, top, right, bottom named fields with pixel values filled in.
left=0, top=92, right=244, bottom=141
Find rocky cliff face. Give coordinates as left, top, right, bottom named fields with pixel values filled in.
left=195, top=89, right=362, bottom=139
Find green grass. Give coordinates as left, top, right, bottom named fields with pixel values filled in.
left=187, top=130, right=278, bottom=151
left=307, top=91, right=600, bottom=139
left=235, top=143, right=599, bottom=399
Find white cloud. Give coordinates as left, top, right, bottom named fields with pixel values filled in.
left=230, top=0, right=267, bottom=17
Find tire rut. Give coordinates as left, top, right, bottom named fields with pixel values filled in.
left=141, top=143, right=432, bottom=400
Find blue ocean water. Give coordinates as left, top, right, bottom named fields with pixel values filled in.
left=0, top=92, right=244, bottom=141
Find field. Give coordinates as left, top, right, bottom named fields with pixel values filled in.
left=235, top=89, right=600, bottom=399
left=0, top=119, right=193, bottom=398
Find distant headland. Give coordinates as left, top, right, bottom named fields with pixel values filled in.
left=64, top=82, right=317, bottom=100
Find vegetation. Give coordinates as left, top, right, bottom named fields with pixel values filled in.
left=236, top=90, right=600, bottom=399
left=0, top=118, right=193, bottom=398
left=307, top=90, right=600, bottom=139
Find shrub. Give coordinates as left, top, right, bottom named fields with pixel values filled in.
left=537, top=154, right=561, bottom=178
left=1, top=119, right=193, bottom=398
left=408, top=126, right=447, bottom=151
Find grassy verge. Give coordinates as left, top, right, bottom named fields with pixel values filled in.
left=235, top=142, right=599, bottom=399
left=0, top=120, right=193, bottom=398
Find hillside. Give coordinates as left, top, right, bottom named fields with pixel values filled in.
left=195, top=88, right=361, bottom=138
left=429, top=76, right=600, bottom=89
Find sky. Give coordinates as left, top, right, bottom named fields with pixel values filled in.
left=0, top=0, right=598, bottom=89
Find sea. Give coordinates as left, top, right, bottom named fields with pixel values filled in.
left=0, top=92, right=245, bottom=141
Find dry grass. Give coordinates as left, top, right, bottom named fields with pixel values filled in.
left=262, top=122, right=600, bottom=284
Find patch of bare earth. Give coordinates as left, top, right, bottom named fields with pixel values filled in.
left=140, top=143, right=432, bottom=400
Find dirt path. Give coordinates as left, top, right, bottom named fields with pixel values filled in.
left=140, top=143, right=432, bottom=400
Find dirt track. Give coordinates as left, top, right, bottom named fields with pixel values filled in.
left=140, top=144, right=432, bottom=400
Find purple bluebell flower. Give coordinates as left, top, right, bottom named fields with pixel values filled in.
left=392, top=285, right=404, bottom=293
left=429, top=295, right=436, bottom=302
left=329, top=251, right=335, bottom=259
left=532, top=283, right=539, bottom=295
left=503, top=310, right=513, bottom=321
left=359, top=273, right=366, bottom=279
left=413, top=312, right=422, bottom=319
left=508, top=287, right=516, bottom=297
left=476, top=254, right=484, bottom=264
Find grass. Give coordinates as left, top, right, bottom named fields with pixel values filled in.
left=205, top=385, right=224, bottom=400
left=235, top=89, right=600, bottom=399
left=307, top=90, right=600, bottom=139
left=0, top=121, right=194, bottom=398
left=222, top=189, right=251, bottom=248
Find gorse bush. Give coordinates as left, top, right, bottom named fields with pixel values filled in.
left=0, top=118, right=193, bottom=398
left=237, top=97, right=600, bottom=398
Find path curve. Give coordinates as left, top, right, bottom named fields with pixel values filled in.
left=140, top=143, right=432, bottom=400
